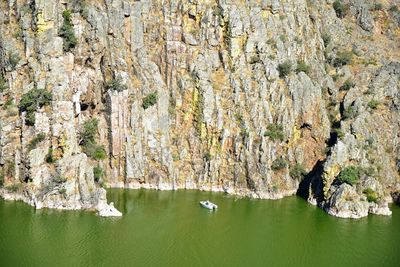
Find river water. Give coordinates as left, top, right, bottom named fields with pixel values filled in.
left=0, top=189, right=399, bottom=266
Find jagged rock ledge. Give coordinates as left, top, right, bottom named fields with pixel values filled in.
left=0, top=188, right=122, bottom=217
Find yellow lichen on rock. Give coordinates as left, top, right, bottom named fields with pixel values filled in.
left=36, top=12, right=54, bottom=33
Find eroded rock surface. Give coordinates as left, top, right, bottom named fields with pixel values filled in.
left=0, top=0, right=399, bottom=218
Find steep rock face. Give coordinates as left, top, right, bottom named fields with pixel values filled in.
left=0, top=0, right=399, bottom=218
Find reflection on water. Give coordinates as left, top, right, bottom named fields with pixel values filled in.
left=1, top=189, right=399, bottom=267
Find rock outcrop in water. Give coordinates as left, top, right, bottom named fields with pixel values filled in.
left=0, top=0, right=399, bottom=218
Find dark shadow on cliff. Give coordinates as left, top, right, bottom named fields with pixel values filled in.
left=296, top=160, right=325, bottom=203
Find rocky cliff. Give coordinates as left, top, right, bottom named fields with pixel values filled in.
left=0, top=0, right=399, bottom=218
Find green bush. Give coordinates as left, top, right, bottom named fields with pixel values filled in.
left=333, top=1, right=348, bottom=18
left=334, top=128, right=345, bottom=139
left=54, top=176, right=67, bottom=184
left=18, top=88, right=52, bottom=125
left=363, top=188, right=378, bottom=203
left=142, top=92, right=158, bottom=109
left=279, top=34, right=288, bottom=43
left=204, top=152, right=212, bottom=161
left=60, top=10, right=77, bottom=52
left=3, top=97, right=14, bottom=110
left=296, top=60, right=310, bottom=74
left=59, top=188, right=67, bottom=195
left=339, top=79, right=355, bottom=91
left=8, top=53, right=20, bottom=70
left=93, top=166, right=104, bottom=182
left=322, top=32, right=331, bottom=47
left=0, top=76, right=8, bottom=92
left=45, top=149, right=55, bottom=163
left=389, top=5, right=398, bottom=12
left=83, top=142, right=107, bottom=160
left=80, top=118, right=99, bottom=145
left=277, top=61, right=292, bottom=78
left=373, top=3, right=383, bottom=11
left=105, top=79, right=127, bottom=92
left=334, top=51, right=353, bottom=67
left=289, top=163, right=307, bottom=181
left=79, top=118, right=107, bottom=160
left=337, top=166, right=360, bottom=185
left=264, top=124, right=285, bottom=142
left=271, top=157, right=288, bottom=171
left=342, top=105, right=358, bottom=120
left=367, top=100, right=380, bottom=110
left=27, top=133, right=46, bottom=151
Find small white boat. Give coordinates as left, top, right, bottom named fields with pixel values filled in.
left=200, top=200, right=218, bottom=210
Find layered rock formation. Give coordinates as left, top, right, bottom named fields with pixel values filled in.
left=0, top=0, right=399, bottom=218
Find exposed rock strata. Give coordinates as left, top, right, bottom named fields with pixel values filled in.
left=0, top=0, right=399, bottom=218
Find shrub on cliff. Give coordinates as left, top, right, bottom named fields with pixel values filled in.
left=367, top=100, right=380, bottom=110
left=142, top=92, right=158, bottom=109
left=322, top=32, right=331, bottom=47
left=45, top=149, right=55, bottom=163
left=277, top=61, right=292, bottom=78
left=389, top=5, right=398, bottom=12
left=85, top=144, right=106, bottom=160
left=289, top=164, right=307, bottom=181
left=80, top=118, right=107, bottom=160
left=8, top=53, right=20, bottom=70
left=339, top=79, right=355, bottom=91
left=363, top=188, right=379, bottom=203
left=27, top=133, right=46, bottom=151
left=105, top=79, right=127, bottom=92
left=264, top=124, right=285, bottom=142
left=60, top=10, right=77, bottom=52
left=94, top=166, right=104, bottom=182
left=296, top=60, right=310, bottom=74
left=80, top=118, right=99, bottom=145
left=333, top=51, right=353, bottom=67
left=333, top=1, right=348, bottom=18
left=337, top=166, right=360, bottom=185
left=0, top=76, right=8, bottom=93
left=271, top=157, right=288, bottom=171
left=19, top=88, right=52, bottom=125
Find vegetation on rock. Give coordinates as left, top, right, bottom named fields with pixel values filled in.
left=271, top=157, right=288, bottom=171
left=339, top=79, right=355, bottom=91
left=321, top=32, right=331, bottom=47
left=60, top=10, right=77, bottom=52
left=105, top=79, right=127, bottom=92
left=363, top=188, right=378, bottom=203
left=45, top=149, right=55, bottom=163
left=289, top=164, right=307, bottom=181
left=367, top=100, right=380, bottom=110
left=333, top=51, right=353, bottom=67
left=264, top=124, right=284, bottom=142
left=27, top=133, right=46, bottom=151
left=80, top=118, right=107, bottom=160
left=142, top=92, right=158, bottom=109
left=0, top=76, right=7, bottom=93
left=333, top=1, right=348, bottom=18
left=18, top=88, right=52, bottom=125
left=337, top=166, right=360, bottom=185
left=8, top=53, right=20, bottom=70
left=296, top=60, right=310, bottom=74
left=277, top=61, right=292, bottom=78
left=94, top=166, right=104, bottom=182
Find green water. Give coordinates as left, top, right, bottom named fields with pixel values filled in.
left=0, top=189, right=399, bottom=267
